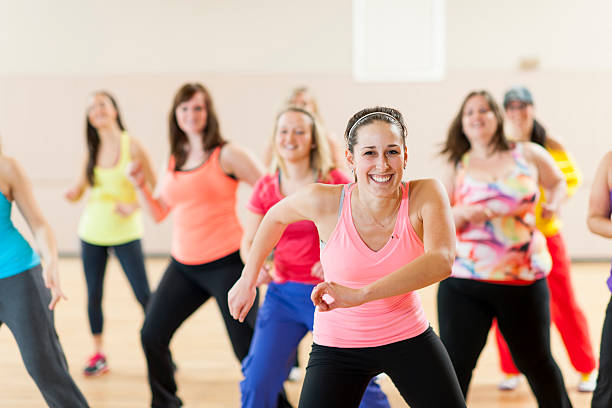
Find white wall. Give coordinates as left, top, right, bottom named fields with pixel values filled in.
left=4, top=0, right=612, bottom=75
left=1, top=0, right=611, bottom=258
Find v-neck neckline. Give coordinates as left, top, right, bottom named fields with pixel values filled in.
left=346, top=183, right=406, bottom=255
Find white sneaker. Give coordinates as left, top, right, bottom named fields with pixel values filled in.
left=498, top=374, right=521, bottom=391
left=578, top=370, right=597, bottom=392
left=288, top=366, right=302, bottom=382
left=375, top=373, right=388, bottom=382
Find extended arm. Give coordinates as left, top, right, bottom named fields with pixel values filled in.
left=229, top=183, right=333, bottom=321
left=64, top=155, right=88, bottom=202
left=127, top=158, right=171, bottom=222
left=10, top=159, right=66, bottom=309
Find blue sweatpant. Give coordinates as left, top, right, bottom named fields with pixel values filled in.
left=240, top=281, right=390, bottom=408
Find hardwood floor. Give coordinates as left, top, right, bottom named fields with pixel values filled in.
left=0, top=258, right=608, bottom=407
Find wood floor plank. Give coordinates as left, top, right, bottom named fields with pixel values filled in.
left=0, top=258, right=606, bottom=407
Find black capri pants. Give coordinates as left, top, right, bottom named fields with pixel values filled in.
left=298, top=326, right=466, bottom=408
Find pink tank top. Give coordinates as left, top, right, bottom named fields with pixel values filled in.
left=159, top=146, right=243, bottom=265
left=314, top=182, right=429, bottom=348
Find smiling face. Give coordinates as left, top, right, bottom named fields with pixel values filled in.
left=461, top=94, right=499, bottom=147
left=505, top=100, right=535, bottom=141
left=87, top=93, right=119, bottom=130
left=274, top=110, right=314, bottom=165
left=175, top=91, right=207, bottom=136
left=347, top=120, right=407, bottom=197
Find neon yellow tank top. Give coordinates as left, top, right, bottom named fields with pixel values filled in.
left=535, top=148, right=582, bottom=237
left=78, top=132, right=143, bottom=245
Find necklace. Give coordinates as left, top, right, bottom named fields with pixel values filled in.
left=355, top=186, right=402, bottom=229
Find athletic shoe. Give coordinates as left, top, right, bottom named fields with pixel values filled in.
left=498, top=374, right=521, bottom=391
left=288, top=366, right=302, bottom=382
left=83, top=352, right=109, bottom=377
left=578, top=370, right=597, bottom=392
left=375, top=373, right=388, bottom=382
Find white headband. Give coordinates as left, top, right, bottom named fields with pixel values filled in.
left=347, top=111, right=402, bottom=138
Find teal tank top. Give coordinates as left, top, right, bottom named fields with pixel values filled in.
left=0, top=191, right=40, bottom=279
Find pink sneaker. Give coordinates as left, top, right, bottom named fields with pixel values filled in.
left=83, top=353, right=109, bottom=377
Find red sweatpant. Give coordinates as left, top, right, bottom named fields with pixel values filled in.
left=494, top=233, right=597, bottom=374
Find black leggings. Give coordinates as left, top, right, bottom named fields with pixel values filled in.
left=141, top=251, right=259, bottom=408
left=437, top=277, right=572, bottom=408
left=81, top=239, right=150, bottom=334
left=592, top=294, right=612, bottom=408
left=298, top=327, right=465, bottom=408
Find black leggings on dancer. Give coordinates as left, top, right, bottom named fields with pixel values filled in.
left=298, top=327, right=465, bottom=408
left=141, top=251, right=259, bottom=408
left=593, top=294, right=612, bottom=408
left=438, top=277, right=572, bottom=408
left=81, top=239, right=150, bottom=334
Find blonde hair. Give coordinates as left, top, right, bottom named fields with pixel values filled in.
left=286, top=86, right=320, bottom=117
left=271, top=106, right=334, bottom=181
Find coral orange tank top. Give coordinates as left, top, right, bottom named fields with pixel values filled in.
left=159, top=146, right=242, bottom=265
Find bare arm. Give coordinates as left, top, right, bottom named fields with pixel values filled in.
left=311, top=179, right=456, bottom=311
left=8, top=159, right=65, bottom=309
left=587, top=151, right=612, bottom=238
left=219, top=143, right=265, bottom=187
left=131, top=138, right=157, bottom=190
left=228, top=183, right=338, bottom=321
left=127, top=157, right=171, bottom=222
left=524, top=142, right=566, bottom=218
left=64, top=155, right=88, bottom=202
left=115, top=139, right=160, bottom=217
left=240, top=210, right=264, bottom=263
left=442, top=162, right=492, bottom=228
left=240, top=209, right=275, bottom=285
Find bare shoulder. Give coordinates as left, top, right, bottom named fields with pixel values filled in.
left=219, top=142, right=253, bottom=167
left=0, top=155, right=21, bottom=182
left=219, top=142, right=247, bottom=160
left=0, top=156, right=26, bottom=197
left=521, top=141, right=549, bottom=162
left=409, top=178, right=446, bottom=204
left=544, top=133, right=565, bottom=151
left=308, top=183, right=344, bottom=213
left=600, top=150, right=612, bottom=167
left=291, top=183, right=343, bottom=215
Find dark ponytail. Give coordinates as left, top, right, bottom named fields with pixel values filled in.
left=529, top=119, right=547, bottom=147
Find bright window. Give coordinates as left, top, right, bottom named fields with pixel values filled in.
left=353, top=0, right=445, bottom=82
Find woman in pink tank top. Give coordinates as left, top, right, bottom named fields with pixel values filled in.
left=128, top=83, right=265, bottom=408
left=229, top=107, right=465, bottom=408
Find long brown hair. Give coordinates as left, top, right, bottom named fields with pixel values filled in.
left=271, top=106, right=334, bottom=181
left=85, top=91, right=125, bottom=185
left=441, top=90, right=509, bottom=165
left=169, top=83, right=224, bottom=170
